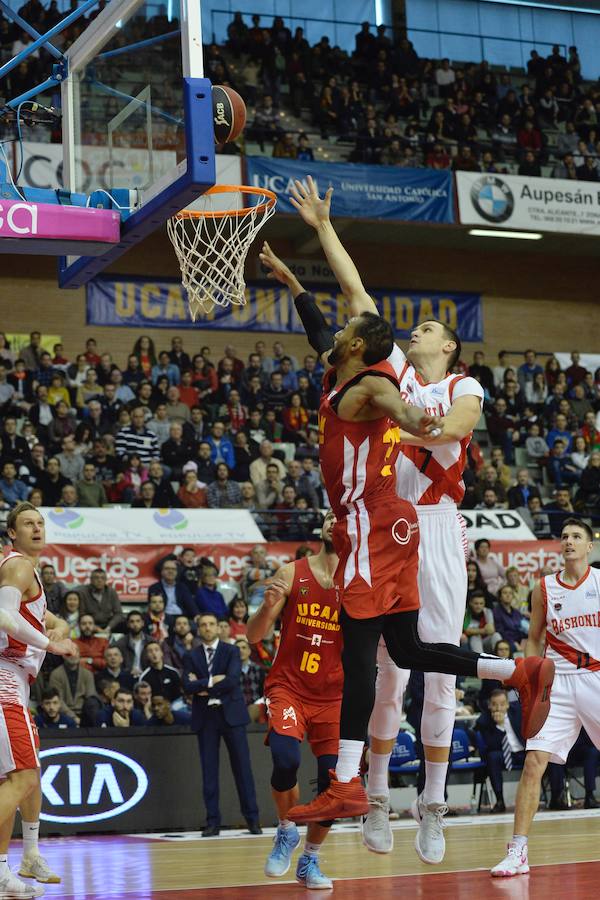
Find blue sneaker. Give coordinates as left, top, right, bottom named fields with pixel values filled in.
left=295, top=853, right=333, bottom=890
left=264, top=824, right=300, bottom=877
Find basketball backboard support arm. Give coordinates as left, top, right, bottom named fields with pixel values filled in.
left=57, top=0, right=216, bottom=290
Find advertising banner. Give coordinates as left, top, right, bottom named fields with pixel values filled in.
left=39, top=507, right=264, bottom=545
left=40, top=541, right=315, bottom=601
left=456, top=171, right=600, bottom=234
left=460, top=509, right=536, bottom=541
left=41, top=533, right=556, bottom=602
left=246, top=157, right=454, bottom=222
left=87, top=278, right=482, bottom=340
left=11, top=142, right=241, bottom=194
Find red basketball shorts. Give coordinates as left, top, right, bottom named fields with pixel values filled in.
left=265, top=687, right=341, bottom=757
left=333, top=498, right=421, bottom=618
left=0, top=704, right=39, bottom=776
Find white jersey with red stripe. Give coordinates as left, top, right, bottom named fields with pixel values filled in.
left=0, top=551, right=47, bottom=704
left=542, top=566, right=600, bottom=675
left=386, top=345, right=484, bottom=506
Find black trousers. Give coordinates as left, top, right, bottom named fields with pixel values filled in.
left=340, top=608, right=482, bottom=742
left=487, top=750, right=526, bottom=799
left=197, top=706, right=259, bottom=827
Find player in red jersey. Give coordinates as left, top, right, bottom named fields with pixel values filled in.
left=259, top=192, right=555, bottom=827
left=285, top=177, right=488, bottom=862
left=0, top=502, right=76, bottom=898
left=247, top=511, right=342, bottom=890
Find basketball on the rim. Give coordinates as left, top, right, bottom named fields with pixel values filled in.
left=212, top=85, right=246, bottom=144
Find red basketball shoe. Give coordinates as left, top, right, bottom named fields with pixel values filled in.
left=287, top=771, right=369, bottom=824
left=503, top=657, right=555, bottom=739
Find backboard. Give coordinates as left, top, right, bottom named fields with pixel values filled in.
left=58, top=0, right=216, bottom=289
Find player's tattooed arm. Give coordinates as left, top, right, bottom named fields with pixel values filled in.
left=361, top=376, right=443, bottom=438
left=525, top=582, right=546, bottom=658
left=396, top=395, right=482, bottom=446
left=246, top=562, right=294, bottom=643
left=289, top=176, right=378, bottom=317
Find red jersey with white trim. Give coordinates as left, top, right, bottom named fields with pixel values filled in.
left=386, top=345, right=484, bottom=506
left=318, top=360, right=404, bottom=519
left=542, top=567, right=600, bottom=674
left=265, top=557, right=343, bottom=704
left=0, top=551, right=47, bottom=688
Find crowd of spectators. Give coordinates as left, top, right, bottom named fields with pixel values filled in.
left=1, top=328, right=597, bottom=810
left=0, top=329, right=327, bottom=539
left=462, top=348, right=600, bottom=532
left=3, top=5, right=600, bottom=181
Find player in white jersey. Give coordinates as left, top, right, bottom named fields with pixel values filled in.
left=492, top=518, right=600, bottom=877
left=283, top=177, right=484, bottom=863
left=0, top=502, right=76, bottom=899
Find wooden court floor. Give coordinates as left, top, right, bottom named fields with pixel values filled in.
left=16, top=810, right=600, bottom=899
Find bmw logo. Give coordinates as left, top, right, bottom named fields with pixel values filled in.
left=470, top=175, right=514, bottom=223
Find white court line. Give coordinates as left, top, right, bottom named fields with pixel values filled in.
left=133, top=807, right=600, bottom=842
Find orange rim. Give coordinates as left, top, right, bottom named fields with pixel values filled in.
left=173, top=185, right=277, bottom=220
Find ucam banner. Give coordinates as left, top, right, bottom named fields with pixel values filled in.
left=39, top=507, right=264, bottom=544
left=245, top=157, right=454, bottom=223
left=87, top=278, right=482, bottom=340
left=456, top=171, right=600, bottom=234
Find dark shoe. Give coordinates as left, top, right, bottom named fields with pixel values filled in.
left=490, top=801, right=506, bottom=813
left=585, top=796, right=599, bottom=809
left=547, top=797, right=569, bottom=811
left=247, top=821, right=263, bottom=835
left=202, top=826, right=220, bottom=837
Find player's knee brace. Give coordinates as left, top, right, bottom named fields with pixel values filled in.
left=270, top=731, right=301, bottom=792
left=420, top=672, right=457, bottom=747
left=369, top=660, right=409, bottom=741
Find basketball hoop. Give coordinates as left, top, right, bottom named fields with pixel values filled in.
left=167, top=185, right=277, bottom=320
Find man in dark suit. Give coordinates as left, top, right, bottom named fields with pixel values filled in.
left=183, top=612, right=261, bottom=837
left=475, top=688, right=525, bottom=812
left=148, top=558, right=199, bottom=624
left=507, top=469, right=542, bottom=510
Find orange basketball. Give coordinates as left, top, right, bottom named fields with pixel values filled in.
left=212, top=85, right=247, bottom=144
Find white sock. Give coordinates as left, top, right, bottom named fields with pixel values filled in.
left=335, top=739, right=364, bottom=783
left=304, top=840, right=321, bottom=857
left=0, top=855, right=8, bottom=877
left=279, top=818, right=295, bottom=830
left=477, top=656, right=516, bottom=681
left=423, top=761, right=448, bottom=806
left=512, top=834, right=528, bottom=851
left=22, top=821, right=39, bottom=858
left=367, top=751, right=391, bottom=797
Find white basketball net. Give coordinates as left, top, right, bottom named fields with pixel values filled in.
left=167, top=186, right=277, bottom=321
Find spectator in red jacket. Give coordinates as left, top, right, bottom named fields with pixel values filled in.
left=75, top=614, right=109, bottom=674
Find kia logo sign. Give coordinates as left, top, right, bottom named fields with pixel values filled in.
left=39, top=746, right=148, bottom=824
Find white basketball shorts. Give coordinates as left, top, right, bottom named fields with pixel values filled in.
left=526, top=670, right=600, bottom=764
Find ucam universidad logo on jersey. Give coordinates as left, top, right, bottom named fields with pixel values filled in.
left=470, top=175, right=514, bottom=223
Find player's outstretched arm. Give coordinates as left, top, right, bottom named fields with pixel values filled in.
left=525, top=582, right=546, bottom=658
left=259, top=241, right=334, bottom=368
left=246, top=562, right=294, bottom=644
left=289, top=176, right=378, bottom=317
left=362, top=375, right=443, bottom=438
left=397, top=395, right=482, bottom=446
left=259, top=241, right=306, bottom=299
left=45, top=610, right=70, bottom=642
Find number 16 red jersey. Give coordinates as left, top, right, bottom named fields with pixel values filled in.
left=265, top=557, right=343, bottom=704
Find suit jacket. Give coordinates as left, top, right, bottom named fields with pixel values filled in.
left=147, top=580, right=199, bottom=620
left=48, top=665, right=98, bottom=718
left=507, top=484, right=541, bottom=510
left=475, top=704, right=524, bottom=753
left=182, top=641, right=249, bottom=731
